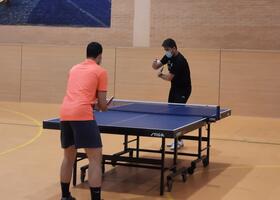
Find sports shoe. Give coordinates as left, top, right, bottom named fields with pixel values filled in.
left=167, top=140, right=184, bottom=147
left=61, top=195, right=76, bottom=200
left=169, top=140, right=184, bottom=150
left=167, top=141, right=173, bottom=147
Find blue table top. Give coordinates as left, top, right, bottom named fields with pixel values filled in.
left=43, top=101, right=231, bottom=137
left=110, top=102, right=221, bottom=117
left=95, top=110, right=205, bottom=131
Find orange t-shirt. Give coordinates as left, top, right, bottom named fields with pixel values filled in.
left=60, top=59, right=108, bottom=121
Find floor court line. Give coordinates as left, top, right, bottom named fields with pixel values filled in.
left=0, top=107, right=42, bottom=156
left=194, top=164, right=280, bottom=176
left=167, top=193, right=175, bottom=200
left=212, top=137, right=280, bottom=146
left=0, top=121, right=39, bottom=127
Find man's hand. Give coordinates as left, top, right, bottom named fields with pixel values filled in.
left=152, top=59, right=162, bottom=70
left=157, top=72, right=174, bottom=81
left=97, top=91, right=108, bottom=112
left=158, top=71, right=163, bottom=78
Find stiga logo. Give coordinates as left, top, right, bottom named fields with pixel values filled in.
left=150, top=132, right=165, bottom=137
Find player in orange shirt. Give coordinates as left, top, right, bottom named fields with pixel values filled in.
left=59, top=42, right=108, bottom=200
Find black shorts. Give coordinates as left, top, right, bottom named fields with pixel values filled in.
left=168, top=87, right=191, bottom=103
left=60, top=120, right=102, bottom=149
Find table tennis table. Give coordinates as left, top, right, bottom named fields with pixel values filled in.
left=43, top=99, right=231, bottom=195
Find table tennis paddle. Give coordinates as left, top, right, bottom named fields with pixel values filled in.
left=107, top=96, right=114, bottom=106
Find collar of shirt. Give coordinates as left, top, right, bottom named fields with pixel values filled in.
left=84, top=58, right=97, bottom=65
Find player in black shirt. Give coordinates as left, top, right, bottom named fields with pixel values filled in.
left=152, top=38, right=192, bottom=149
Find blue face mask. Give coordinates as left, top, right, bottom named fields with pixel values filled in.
left=165, top=51, right=172, bottom=58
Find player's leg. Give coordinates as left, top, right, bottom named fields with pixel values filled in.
left=168, top=88, right=191, bottom=149
left=168, top=87, right=185, bottom=149
left=167, top=87, right=178, bottom=147
left=72, top=120, right=103, bottom=200
left=173, top=88, right=192, bottom=148
left=60, top=121, right=77, bottom=200
left=172, top=88, right=190, bottom=103
left=60, top=146, right=77, bottom=200
left=168, top=87, right=175, bottom=103
left=85, top=147, right=103, bottom=200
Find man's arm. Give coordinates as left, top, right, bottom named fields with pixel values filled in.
left=96, top=70, right=108, bottom=111
left=97, top=91, right=108, bottom=111
left=158, top=71, right=174, bottom=81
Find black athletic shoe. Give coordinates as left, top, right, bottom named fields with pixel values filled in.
left=61, top=195, right=76, bottom=200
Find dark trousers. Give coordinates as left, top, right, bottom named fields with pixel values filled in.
left=168, top=87, right=191, bottom=141
left=168, top=87, right=191, bottom=104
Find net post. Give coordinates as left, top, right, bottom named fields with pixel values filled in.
left=216, top=106, right=221, bottom=120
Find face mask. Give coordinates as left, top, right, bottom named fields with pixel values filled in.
left=165, top=51, right=172, bottom=58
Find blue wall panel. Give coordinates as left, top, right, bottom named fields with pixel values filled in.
left=0, top=0, right=111, bottom=27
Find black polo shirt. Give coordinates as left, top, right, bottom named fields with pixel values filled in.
left=160, top=52, right=192, bottom=90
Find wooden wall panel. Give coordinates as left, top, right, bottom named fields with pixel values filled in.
left=0, top=44, right=21, bottom=101
left=180, top=49, right=220, bottom=105
left=1, top=43, right=280, bottom=118
left=21, top=45, right=115, bottom=103
left=102, top=48, right=116, bottom=98
left=220, top=50, right=280, bottom=117
left=115, top=48, right=170, bottom=101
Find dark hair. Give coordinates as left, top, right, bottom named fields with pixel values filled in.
left=162, top=38, right=177, bottom=49
left=87, top=42, right=103, bottom=58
